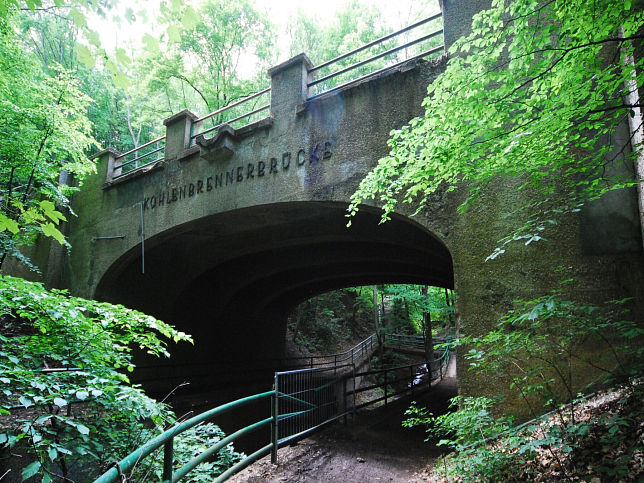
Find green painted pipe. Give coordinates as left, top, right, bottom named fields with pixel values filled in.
left=214, top=443, right=273, bottom=482
left=172, top=417, right=273, bottom=482
left=94, top=391, right=274, bottom=483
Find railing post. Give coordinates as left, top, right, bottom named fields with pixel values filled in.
left=342, top=377, right=348, bottom=425
left=162, top=438, right=174, bottom=482
left=93, top=148, right=123, bottom=185
left=163, top=109, right=199, bottom=161
left=410, top=366, right=414, bottom=398
left=267, top=53, right=313, bottom=120
left=271, top=375, right=279, bottom=464
left=384, top=369, right=388, bottom=406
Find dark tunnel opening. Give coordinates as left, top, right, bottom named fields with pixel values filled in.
left=94, top=201, right=454, bottom=408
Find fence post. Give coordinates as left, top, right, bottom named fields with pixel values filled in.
left=162, top=438, right=174, bottom=482
left=410, top=366, right=414, bottom=398
left=271, top=375, right=279, bottom=464
left=384, top=369, right=388, bottom=406
left=343, top=377, right=348, bottom=425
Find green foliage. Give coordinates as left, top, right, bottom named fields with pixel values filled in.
left=0, top=11, right=98, bottom=264
left=0, top=275, right=192, bottom=481
left=462, top=286, right=643, bottom=412
left=405, top=385, right=644, bottom=481
left=380, top=284, right=453, bottom=335
left=349, top=0, right=643, bottom=251
left=137, top=423, right=245, bottom=481
left=290, top=290, right=355, bottom=352
left=132, top=0, right=275, bottom=132
left=405, top=285, right=643, bottom=480
left=404, top=396, right=523, bottom=480
left=287, top=1, right=443, bottom=95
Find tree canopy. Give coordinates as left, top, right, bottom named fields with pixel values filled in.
left=349, top=0, right=643, bottom=255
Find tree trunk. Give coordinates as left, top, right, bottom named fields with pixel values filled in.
left=291, top=304, right=302, bottom=343
left=373, top=285, right=383, bottom=360
left=422, top=286, right=435, bottom=371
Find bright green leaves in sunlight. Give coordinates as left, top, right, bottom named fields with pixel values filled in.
left=0, top=13, right=98, bottom=266
left=0, top=275, right=192, bottom=481
left=75, top=43, right=95, bottom=68
left=181, top=6, right=199, bottom=30
left=348, top=0, right=643, bottom=255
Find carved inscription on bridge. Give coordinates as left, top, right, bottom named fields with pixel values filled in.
left=143, top=141, right=332, bottom=211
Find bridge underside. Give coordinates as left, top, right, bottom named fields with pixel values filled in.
left=96, top=201, right=453, bottom=371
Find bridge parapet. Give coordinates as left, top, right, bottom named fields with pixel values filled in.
left=95, top=13, right=446, bottom=187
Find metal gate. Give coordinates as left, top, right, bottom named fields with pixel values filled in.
left=272, top=364, right=352, bottom=459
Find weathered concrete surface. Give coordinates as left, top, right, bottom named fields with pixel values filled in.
left=15, top=1, right=644, bottom=414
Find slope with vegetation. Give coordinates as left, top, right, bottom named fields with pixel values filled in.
left=346, top=0, right=644, bottom=480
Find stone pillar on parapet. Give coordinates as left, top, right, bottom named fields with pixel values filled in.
left=267, top=53, right=314, bottom=121
left=439, top=0, right=491, bottom=53
left=92, top=148, right=123, bottom=185
left=163, top=109, right=200, bottom=161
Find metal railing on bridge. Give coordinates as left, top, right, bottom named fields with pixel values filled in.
left=107, top=12, right=444, bottom=181
left=307, top=12, right=444, bottom=99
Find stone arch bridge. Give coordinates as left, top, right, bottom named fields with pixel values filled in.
left=19, top=0, right=644, bottom=405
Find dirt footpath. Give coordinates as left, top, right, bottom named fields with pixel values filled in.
left=229, top=359, right=457, bottom=482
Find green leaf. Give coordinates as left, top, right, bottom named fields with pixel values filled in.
left=115, top=48, right=131, bottom=66
left=69, top=7, right=87, bottom=28
left=42, top=474, right=52, bottom=483
left=85, top=29, right=101, bottom=47
left=22, top=461, right=41, bottom=480
left=41, top=223, right=65, bottom=245
left=142, top=34, right=160, bottom=54
left=167, top=24, right=182, bottom=43
left=75, top=44, right=95, bottom=69
left=19, top=396, right=34, bottom=408
left=0, top=213, right=19, bottom=234
left=53, top=397, right=67, bottom=407
left=47, top=446, right=57, bottom=461
left=76, top=423, right=90, bottom=435
left=39, top=201, right=66, bottom=224
left=112, top=72, right=131, bottom=89
left=181, top=6, right=199, bottom=30
left=124, top=7, right=136, bottom=22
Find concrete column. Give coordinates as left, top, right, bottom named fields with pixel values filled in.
left=163, top=109, right=199, bottom=160
left=267, top=53, right=313, bottom=120
left=92, top=148, right=122, bottom=184
left=439, top=0, right=492, bottom=53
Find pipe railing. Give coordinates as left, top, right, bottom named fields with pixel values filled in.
left=94, top=391, right=276, bottom=483
left=189, top=88, right=271, bottom=145
left=349, top=345, right=451, bottom=410
left=307, top=12, right=444, bottom=98
left=280, top=333, right=378, bottom=369
left=113, top=136, right=166, bottom=180
left=93, top=341, right=451, bottom=482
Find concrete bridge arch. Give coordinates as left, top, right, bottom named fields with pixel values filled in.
left=94, top=201, right=454, bottom=364
left=15, top=0, right=643, bottom=411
